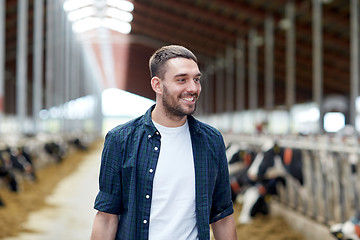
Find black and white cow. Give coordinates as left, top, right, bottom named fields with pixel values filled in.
left=8, top=147, right=36, bottom=181
left=248, top=142, right=303, bottom=186
left=0, top=150, right=20, bottom=206
left=0, top=145, right=38, bottom=206
left=238, top=140, right=305, bottom=224
left=227, top=143, right=257, bottom=202
left=0, top=150, right=20, bottom=192
left=330, top=214, right=360, bottom=240
left=44, top=141, right=67, bottom=163
left=330, top=151, right=360, bottom=240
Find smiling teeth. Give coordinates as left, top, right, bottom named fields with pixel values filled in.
left=183, top=97, right=194, bottom=101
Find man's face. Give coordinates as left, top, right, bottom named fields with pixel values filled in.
left=160, top=57, right=202, bottom=117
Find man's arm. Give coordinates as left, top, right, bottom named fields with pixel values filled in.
left=211, top=214, right=238, bottom=240
left=90, top=211, right=119, bottom=240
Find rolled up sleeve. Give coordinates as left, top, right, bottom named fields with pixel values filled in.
left=210, top=135, right=234, bottom=224
left=94, top=131, right=123, bottom=215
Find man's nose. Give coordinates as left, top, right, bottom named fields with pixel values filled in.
left=186, top=80, right=199, bottom=93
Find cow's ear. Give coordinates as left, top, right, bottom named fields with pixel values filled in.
left=273, top=144, right=280, bottom=154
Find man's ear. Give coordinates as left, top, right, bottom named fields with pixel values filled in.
left=151, top=76, right=162, bottom=95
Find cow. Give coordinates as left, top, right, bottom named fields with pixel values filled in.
left=0, top=143, right=40, bottom=206
left=0, top=150, right=20, bottom=206
left=68, top=137, right=88, bottom=151
left=0, top=150, right=19, bottom=192
left=238, top=139, right=305, bottom=224
left=238, top=184, right=271, bottom=224
left=330, top=151, right=360, bottom=240
left=44, top=141, right=66, bottom=163
left=248, top=142, right=303, bottom=186
left=330, top=214, right=360, bottom=240
left=7, top=147, right=36, bottom=181
left=226, top=142, right=257, bottom=202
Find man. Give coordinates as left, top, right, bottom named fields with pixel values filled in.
left=91, top=45, right=237, bottom=240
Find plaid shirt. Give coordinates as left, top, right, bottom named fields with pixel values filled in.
left=94, top=105, right=233, bottom=240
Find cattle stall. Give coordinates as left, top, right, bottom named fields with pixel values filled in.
left=0, top=131, right=97, bottom=207
left=224, top=133, right=360, bottom=239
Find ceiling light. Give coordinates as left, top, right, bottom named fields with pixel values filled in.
left=103, top=18, right=131, bottom=34
left=63, top=0, right=94, bottom=12
left=278, top=18, right=291, bottom=30
left=106, top=0, right=134, bottom=12
left=67, top=7, right=95, bottom=22
left=106, top=8, right=133, bottom=22
left=72, top=17, right=101, bottom=33
left=321, top=0, right=333, bottom=4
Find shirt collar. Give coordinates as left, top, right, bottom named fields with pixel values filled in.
left=143, top=105, right=158, bottom=138
left=143, top=104, right=202, bottom=136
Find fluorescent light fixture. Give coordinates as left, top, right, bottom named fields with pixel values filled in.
left=67, top=6, right=95, bottom=22
left=279, top=18, right=291, bottom=30
left=107, top=0, right=134, bottom=12
left=106, top=7, right=133, bottom=22
left=63, top=0, right=94, bottom=12
left=103, top=18, right=132, bottom=34
left=72, top=17, right=101, bottom=33
left=64, top=0, right=133, bottom=34
left=72, top=17, right=131, bottom=34
left=322, top=0, right=333, bottom=4
left=324, top=112, right=345, bottom=132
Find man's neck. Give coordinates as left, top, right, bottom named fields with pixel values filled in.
left=151, top=105, right=187, bottom=127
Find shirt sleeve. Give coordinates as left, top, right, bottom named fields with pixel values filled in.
left=209, top=133, right=234, bottom=223
left=94, top=131, right=123, bottom=214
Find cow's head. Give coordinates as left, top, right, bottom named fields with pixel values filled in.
left=248, top=140, right=287, bottom=181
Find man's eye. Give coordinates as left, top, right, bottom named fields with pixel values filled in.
left=178, top=79, right=186, bottom=82
left=194, top=78, right=201, bottom=82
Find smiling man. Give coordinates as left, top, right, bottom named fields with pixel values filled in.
left=91, top=45, right=237, bottom=240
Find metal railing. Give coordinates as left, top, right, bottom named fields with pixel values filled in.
left=223, top=133, right=360, bottom=226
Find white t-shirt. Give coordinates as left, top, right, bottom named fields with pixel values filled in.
left=149, top=120, right=198, bottom=240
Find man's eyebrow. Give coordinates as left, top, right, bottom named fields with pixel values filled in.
left=174, top=72, right=202, bottom=77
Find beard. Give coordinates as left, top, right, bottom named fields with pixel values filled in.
left=162, top=85, right=198, bottom=118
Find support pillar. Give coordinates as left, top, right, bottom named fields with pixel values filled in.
left=248, top=29, right=258, bottom=110
left=312, top=0, right=323, bottom=132
left=286, top=1, right=296, bottom=109
left=33, top=0, right=44, bottom=132
left=236, top=37, right=245, bottom=111
left=0, top=0, right=5, bottom=130
left=46, top=0, right=55, bottom=109
left=350, top=0, right=359, bottom=127
left=216, top=56, right=225, bottom=113
left=16, top=0, right=29, bottom=132
left=265, top=15, right=274, bottom=110
left=225, top=45, right=234, bottom=112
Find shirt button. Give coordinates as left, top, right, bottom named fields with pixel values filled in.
left=146, top=194, right=150, bottom=199
left=143, top=220, right=147, bottom=224
left=156, top=131, right=159, bottom=135
left=148, top=134, right=151, bottom=138
left=154, top=147, right=158, bottom=151
left=149, top=168, right=153, bottom=173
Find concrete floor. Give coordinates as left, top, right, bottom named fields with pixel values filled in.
left=4, top=146, right=101, bottom=240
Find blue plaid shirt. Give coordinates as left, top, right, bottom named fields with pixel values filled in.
left=94, top=105, right=233, bottom=240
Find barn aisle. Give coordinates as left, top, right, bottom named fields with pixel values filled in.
left=2, top=142, right=102, bottom=240
left=0, top=138, right=309, bottom=240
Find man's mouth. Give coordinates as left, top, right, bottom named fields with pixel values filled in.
left=182, top=96, right=195, bottom=102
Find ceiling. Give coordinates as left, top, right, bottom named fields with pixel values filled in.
left=129, top=0, right=352, bottom=110
left=3, top=0, right=355, bottom=115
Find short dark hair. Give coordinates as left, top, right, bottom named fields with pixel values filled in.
left=149, top=45, right=198, bottom=79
